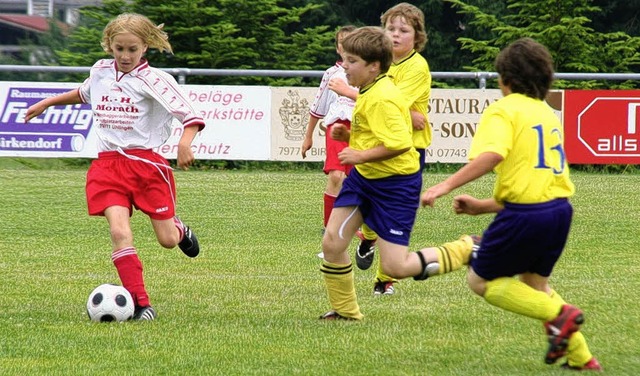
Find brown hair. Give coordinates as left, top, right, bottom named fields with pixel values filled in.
left=101, top=13, right=173, bottom=55
left=341, top=26, right=393, bottom=73
left=495, top=37, right=555, bottom=100
left=380, top=2, right=428, bottom=52
left=335, top=25, right=357, bottom=49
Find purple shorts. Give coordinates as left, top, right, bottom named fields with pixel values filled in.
left=471, top=198, right=573, bottom=280
left=335, top=168, right=421, bottom=246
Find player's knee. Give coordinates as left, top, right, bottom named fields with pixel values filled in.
left=466, top=269, right=485, bottom=296
left=110, top=226, right=133, bottom=247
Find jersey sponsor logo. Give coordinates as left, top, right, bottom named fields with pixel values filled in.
left=0, top=87, right=93, bottom=152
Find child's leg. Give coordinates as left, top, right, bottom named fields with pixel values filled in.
left=323, top=170, right=345, bottom=227
left=480, top=275, right=561, bottom=320
left=112, top=246, right=150, bottom=307
left=320, top=206, right=363, bottom=319
left=104, top=206, right=150, bottom=308
left=376, top=235, right=475, bottom=280
left=549, top=290, right=595, bottom=367
left=412, top=235, right=478, bottom=280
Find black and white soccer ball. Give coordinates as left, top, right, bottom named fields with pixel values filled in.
left=86, top=284, right=134, bottom=322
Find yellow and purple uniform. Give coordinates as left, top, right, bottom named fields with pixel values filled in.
left=388, top=50, right=431, bottom=169
left=470, top=93, right=575, bottom=279
left=335, top=74, right=420, bottom=246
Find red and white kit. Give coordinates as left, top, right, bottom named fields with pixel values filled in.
left=309, top=62, right=355, bottom=126
left=79, top=59, right=205, bottom=220
left=78, top=58, right=204, bottom=152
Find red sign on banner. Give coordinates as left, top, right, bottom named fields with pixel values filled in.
left=564, top=90, right=640, bottom=164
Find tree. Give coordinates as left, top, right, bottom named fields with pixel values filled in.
left=447, top=0, right=640, bottom=89
left=49, top=0, right=335, bottom=86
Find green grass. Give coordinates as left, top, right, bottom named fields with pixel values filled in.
left=0, top=167, right=639, bottom=375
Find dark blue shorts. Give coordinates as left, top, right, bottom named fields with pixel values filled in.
left=471, top=198, right=573, bottom=280
left=335, top=168, right=421, bottom=246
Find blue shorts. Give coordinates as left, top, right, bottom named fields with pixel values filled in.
left=334, top=168, right=421, bottom=246
left=471, top=198, right=573, bottom=280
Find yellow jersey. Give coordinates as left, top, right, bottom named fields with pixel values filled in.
left=351, top=74, right=419, bottom=179
left=470, top=93, right=575, bottom=204
left=387, top=50, right=432, bottom=149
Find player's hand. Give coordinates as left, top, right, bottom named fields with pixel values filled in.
left=453, top=194, right=481, bottom=215
left=421, top=182, right=452, bottom=207
left=301, top=137, right=312, bottom=159
left=328, top=78, right=349, bottom=96
left=177, top=144, right=195, bottom=170
left=410, top=111, right=426, bottom=131
left=337, top=147, right=361, bottom=165
left=24, top=103, right=47, bottom=123
left=331, top=123, right=350, bottom=142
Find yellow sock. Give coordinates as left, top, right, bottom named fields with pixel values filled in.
left=549, top=290, right=593, bottom=367
left=484, top=277, right=561, bottom=320
left=320, top=261, right=363, bottom=320
left=361, top=224, right=377, bottom=241
left=374, top=258, right=397, bottom=283
left=435, top=235, right=474, bottom=274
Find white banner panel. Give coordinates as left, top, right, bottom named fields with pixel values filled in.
left=164, top=85, right=271, bottom=160
left=0, top=82, right=272, bottom=160
left=270, top=87, right=322, bottom=161
left=2, top=82, right=546, bottom=164
left=426, top=89, right=502, bottom=163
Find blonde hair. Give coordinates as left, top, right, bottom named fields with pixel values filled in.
left=101, top=13, right=173, bottom=55
left=380, top=2, right=428, bottom=52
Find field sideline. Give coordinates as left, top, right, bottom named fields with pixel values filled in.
left=0, top=167, right=638, bottom=375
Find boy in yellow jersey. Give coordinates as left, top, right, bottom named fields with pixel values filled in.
left=319, top=26, right=474, bottom=321
left=331, top=3, right=432, bottom=295
left=422, top=38, right=602, bottom=371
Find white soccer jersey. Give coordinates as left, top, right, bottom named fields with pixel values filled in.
left=309, top=62, right=355, bottom=125
left=78, top=59, right=204, bottom=152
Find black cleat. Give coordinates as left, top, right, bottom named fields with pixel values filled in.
left=178, top=224, right=200, bottom=258
left=133, top=306, right=157, bottom=321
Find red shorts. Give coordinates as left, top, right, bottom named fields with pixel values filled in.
left=324, top=121, right=353, bottom=175
left=86, top=149, right=176, bottom=220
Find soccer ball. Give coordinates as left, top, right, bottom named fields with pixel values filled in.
left=86, top=284, right=134, bottom=322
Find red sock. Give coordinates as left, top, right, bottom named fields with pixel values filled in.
left=112, top=247, right=150, bottom=307
left=323, top=193, right=337, bottom=227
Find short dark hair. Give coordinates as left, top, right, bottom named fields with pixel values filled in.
left=335, top=25, right=357, bottom=49
left=341, top=26, right=393, bottom=73
left=495, top=37, right=555, bottom=100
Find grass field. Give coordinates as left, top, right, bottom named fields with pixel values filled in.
left=1, top=165, right=639, bottom=375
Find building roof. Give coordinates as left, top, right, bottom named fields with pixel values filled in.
left=0, top=13, right=67, bottom=33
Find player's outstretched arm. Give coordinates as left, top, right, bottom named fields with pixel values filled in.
left=24, top=89, right=82, bottom=123
left=421, top=152, right=503, bottom=207
left=453, top=195, right=503, bottom=215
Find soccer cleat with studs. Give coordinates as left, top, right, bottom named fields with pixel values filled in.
left=560, top=358, right=603, bottom=372
left=544, top=304, right=584, bottom=364
left=133, top=306, right=157, bottom=321
left=354, top=230, right=376, bottom=270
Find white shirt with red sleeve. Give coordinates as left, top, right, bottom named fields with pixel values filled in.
left=78, top=59, right=205, bottom=152
left=309, top=62, right=355, bottom=125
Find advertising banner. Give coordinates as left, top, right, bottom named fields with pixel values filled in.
left=164, top=85, right=271, bottom=161
left=0, top=82, right=96, bottom=157
left=564, top=90, right=640, bottom=164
